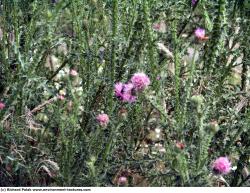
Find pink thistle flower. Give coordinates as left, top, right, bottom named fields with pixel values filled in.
left=192, top=0, right=198, bottom=6
left=57, top=95, right=65, bottom=100
left=176, top=141, right=185, bottom=150
left=152, top=21, right=166, bottom=33
left=96, top=113, right=109, bottom=127
left=130, top=72, right=150, bottom=91
left=152, top=23, right=161, bottom=31
left=118, top=176, right=127, bottom=185
left=194, top=28, right=205, bottom=39
left=212, top=157, right=232, bottom=175
left=0, top=102, right=5, bottom=110
left=114, top=82, right=136, bottom=103
left=70, top=69, right=78, bottom=76
left=122, top=83, right=136, bottom=102
left=115, top=82, right=124, bottom=98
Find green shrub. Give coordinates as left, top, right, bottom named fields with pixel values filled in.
left=0, top=0, right=249, bottom=187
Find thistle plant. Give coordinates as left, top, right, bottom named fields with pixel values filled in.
left=0, top=0, right=249, bottom=187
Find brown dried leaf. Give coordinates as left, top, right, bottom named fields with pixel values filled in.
left=131, top=173, right=148, bottom=187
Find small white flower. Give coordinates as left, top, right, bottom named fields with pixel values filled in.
left=159, top=148, right=166, bottom=153
left=155, top=128, right=161, bottom=134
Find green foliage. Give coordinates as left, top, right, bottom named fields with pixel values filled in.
left=0, top=0, right=249, bottom=187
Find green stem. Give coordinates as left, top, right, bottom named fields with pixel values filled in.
left=197, top=113, right=204, bottom=170
left=183, top=48, right=197, bottom=127
left=171, top=20, right=182, bottom=135
left=101, top=123, right=123, bottom=168
left=108, top=0, right=118, bottom=113
left=204, top=0, right=227, bottom=72
left=143, top=0, right=157, bottom=88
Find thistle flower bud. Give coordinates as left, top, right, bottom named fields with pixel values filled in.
left=0, top=102, right=5, bottom=110
left=90, top=0, right=97, bottom=6
left=191, top=95, right=204, bottom=114
left=118, top=107, right=128, bottom=120
left=37, top=113, right=49, bottom=123
left=47, top=10, right=52, bottom=18
left=208, top=120, right=219, bottom=133
left=191, top=95, right=204, bottom=104
left=83, top=19, right=88, bottom=29
left=118, top=176, right=127, bottom=185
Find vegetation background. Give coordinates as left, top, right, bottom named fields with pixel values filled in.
left=0, top=0, right=249, bottom=187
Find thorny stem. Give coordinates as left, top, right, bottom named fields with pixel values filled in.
left=108, top=0, right=118, bottom=113
left=171, top=19, right=182, bottom=136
